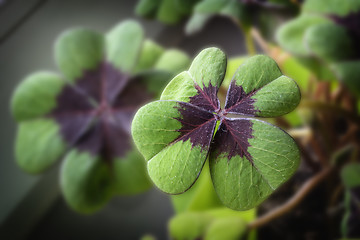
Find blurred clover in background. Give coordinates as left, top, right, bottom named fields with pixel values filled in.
left=277, top=0, right=360, bottom=96
left=135, top=0, right=300, bottom=55
left=11, top=20, right=190, bottom=214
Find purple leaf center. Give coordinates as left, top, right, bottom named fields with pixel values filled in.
left=173, top=80, right=258, bottom=162
left=50, top=61, right=153, bottom=162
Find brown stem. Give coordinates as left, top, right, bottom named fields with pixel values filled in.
left=248, top=167, right=332, bottom=230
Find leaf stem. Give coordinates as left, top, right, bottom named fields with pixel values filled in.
left=247, top=167, right=332, bottom=230
left=232, top=19, right=256, bottom=56
left=250, top=27, right=269, bottom=54
left=244, top=27, right=256, bottom=56
left=287, top=127, right=312, bottom=139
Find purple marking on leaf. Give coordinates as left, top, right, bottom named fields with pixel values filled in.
left=174, top=102, right=217, bottom=150
left=113, top=78, right=153, bottom=109
left=74, top=116, right=132, bottom=162
left=331, top=11, right=360, bottom=58
left=224, top=80, right=259, bottom=116
left=53, top=84, right=95, bottom=113
left=112, top=110, right=136, bottom=135
left=54, top=113, right=96, bottom=146
left=211, top=118, right=254, bottom=163
left=189, top=82, right=220, bottom=112
left=51, top=61, right=153, bottom=162
left=72, top=62, right=130, bottom=104
left=102, top=62, right=130, bottom=104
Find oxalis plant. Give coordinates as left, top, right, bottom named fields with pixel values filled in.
left=132, top=47, right=301, bottom=210
left=11, top=20, right=190, bottom=213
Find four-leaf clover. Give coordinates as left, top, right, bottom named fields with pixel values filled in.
left=11, top=20, right=190, bottom=213
left=132, top=47, right=301, bottom=210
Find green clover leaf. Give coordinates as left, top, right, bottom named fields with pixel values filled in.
left=11, top=20, right=190, bottom=213
left=136, top=0, right=296, bottom=34
left=168, top=207, right=255, bottom=240
left=277, top=0, right=360, bottom=95
left=132, top=47, right=301, bottom=210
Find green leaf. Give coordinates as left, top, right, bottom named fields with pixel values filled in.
left=157, top=0, right=184, bottom=24
left=137, top=70, right=174, bottom=97
left=219, top=0, right=242, bottom=20
left=189, top=47, right=227, bottom=89
left=303, top=0, right=360, bottom=16
left=206, top=207, right=256, bottom=222
left=173, top=0, right=200, bottom=15
left=228, top=55, right=300, bottom=117
left=135, top=0, right=162, bottom=18
left=305, top=22, right=355, bottom=62
left=55, top=29, right=104, bottom=81
left=113, top=148, right=152, bottom=195
left=134, top=39, right=164, bottom=73
left=332, top=61, right=360, bottom=97
left=186, top=13, right=213, bottom=35
left=341, top=163, right=360, bottom=189
left=276, top=15, right=329, bottom=56
left=61, top=150, right=114, bottom=214
left=231, top=55, right=282, bottom=94
left=106, top=20, right=144, bottom=73
left=297, top=57, right=336, bottom=81
left=15, top=119, right=66, bottom=174
left=132, top=101, right=182, bottom=161
left=11, top=72, right=65, bottom=121
left=194, top=0, right=228, bottom=14
left=171, top=160, right=223, bottom=213
left=204, top=217, right=246, bottom=240
left=252, top=76, right=301, bottom=117
left=132, top=100, right=215, bottom=194
left=168, top=208, right=254, bottom=240
left=160, top=72, right=198, bottom=102
left=169, top=212, right=214, bottom=240
left=161, top=47, right=226, bottom=102
left=281, top=55, right=311, bottom=90
left=154, top=49, right=190, bottom=74
left=210, top=119, right=300, bottom=210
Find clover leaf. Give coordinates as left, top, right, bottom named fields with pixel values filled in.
left=136, top=0, right=297, bottom=35
left=11, top=20, right=190, bottom=213
left=277, top=0, right=360, bottom=95
left=132, top=47, right=301, bottom=210
left=169, top=207, right=255, bottom=240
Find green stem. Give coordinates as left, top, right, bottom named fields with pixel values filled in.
left=244, top=27, right=256, bottom=56
left=233, top=18, right=256, bottom=56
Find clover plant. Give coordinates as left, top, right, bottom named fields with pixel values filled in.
left=11, top=20, right=190, bottom=213
left=277, top=0, right=360, bottom=95
left=136, top=0, right=297, bottom=34
left=132, top=47, right=301, bottom=210
left=168, top=206, right=256, bottom=240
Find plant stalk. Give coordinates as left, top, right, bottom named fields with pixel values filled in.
left=248, top=167, right=332, bottom=229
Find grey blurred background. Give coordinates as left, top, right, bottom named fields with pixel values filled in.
left=0, top=0, right=246, bottom=239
